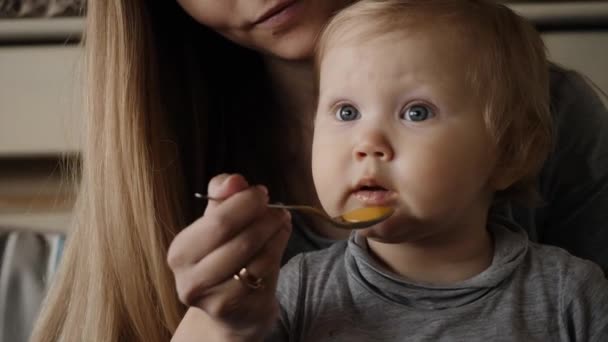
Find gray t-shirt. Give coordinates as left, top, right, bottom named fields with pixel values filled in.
left=283, top=65, right=608, bottom=277
left=269, top=220, right=608, bottom=341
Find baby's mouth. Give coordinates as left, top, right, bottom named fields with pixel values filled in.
left=352, top=185, right=395, bottom=206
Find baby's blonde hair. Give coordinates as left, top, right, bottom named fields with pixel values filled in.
left=316, top=0, right=552, bottom=205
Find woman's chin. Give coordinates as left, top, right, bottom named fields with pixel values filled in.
left=267, top=38, right=315, bottom=61
left=255, top=24, right=319, bottom=61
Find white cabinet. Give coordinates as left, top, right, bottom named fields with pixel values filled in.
left=0, top=19, right=82, bottom=233
left=0, top=44, right=82, bottom=156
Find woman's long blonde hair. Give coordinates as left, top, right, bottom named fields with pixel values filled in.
left=31, top=1, right=293, bottom=340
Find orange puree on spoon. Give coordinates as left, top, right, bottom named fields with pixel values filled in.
left=341, top=206, right=394, bottom=223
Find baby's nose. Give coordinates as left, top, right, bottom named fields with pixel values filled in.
left=353, top=134, right=394, bottom=162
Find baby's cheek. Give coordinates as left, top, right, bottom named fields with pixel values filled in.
left=311, top=137, right=336, bottom=181
left=311, top=160, right=338, bottom=210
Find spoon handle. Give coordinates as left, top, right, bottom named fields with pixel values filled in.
left=267, top=204, right=342, bottom=226
left=194, top=193, right=386, bottom=230
left=196, top=193, right=308, bottom=210
left=195, top=193, right=345, bottom=227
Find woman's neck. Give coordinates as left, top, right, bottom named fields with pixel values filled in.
left=264, top=56, right=316, bottom=123
left=367, top=222, right=494, bottom=285
left=263, top=56, right=350, bottom=240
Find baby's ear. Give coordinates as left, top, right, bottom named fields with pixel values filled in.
left=489, top=166, right=519, bottom=191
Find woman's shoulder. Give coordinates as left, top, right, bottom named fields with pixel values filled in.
left=549, top=63, right=606, bottom=118
left=546, top=62, right=608, bottom=164
left=549, top=63, right=587, bottom=92
left=530, top=63, right=608, bottom=277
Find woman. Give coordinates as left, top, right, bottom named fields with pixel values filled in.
left=32, top=0, right=608, bottom=341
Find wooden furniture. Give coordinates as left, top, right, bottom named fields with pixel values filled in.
left=0, top=17, right=81, bottom=234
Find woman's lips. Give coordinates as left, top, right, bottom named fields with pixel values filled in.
left=351, top=190, right=397, bottom=206
left=253, top=0, right=303, bottom=29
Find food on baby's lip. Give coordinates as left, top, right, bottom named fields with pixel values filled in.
left=341, top=206, right=394, bottom=223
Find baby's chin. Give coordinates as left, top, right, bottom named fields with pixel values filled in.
left=358, top=219, right=435, bottom=245
left=357, top=223, right=412, bottom=244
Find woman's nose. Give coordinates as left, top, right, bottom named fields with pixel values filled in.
left=353, top=133, right=394, bottom=162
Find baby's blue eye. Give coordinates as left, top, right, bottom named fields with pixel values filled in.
left=402, top=105, right=432, bottom=122
left=336, top=105, right=360, bottom=121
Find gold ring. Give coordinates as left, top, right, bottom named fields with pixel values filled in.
left=233, top=267, right=265, bottom=290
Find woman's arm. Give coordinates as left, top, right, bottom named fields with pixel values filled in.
left=513, top=64, right=608, bottom=276
left=172, top=308, right=254, bottom=342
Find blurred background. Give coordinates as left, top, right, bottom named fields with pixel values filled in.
left=0, top=1, right=607, bottom=341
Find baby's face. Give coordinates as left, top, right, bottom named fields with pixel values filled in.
left=312, top=29, right=499, bottom=243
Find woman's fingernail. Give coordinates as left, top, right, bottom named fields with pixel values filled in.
left=221, top=174, right=233, bottom=186
left=257, top=185, right=268, bottom=196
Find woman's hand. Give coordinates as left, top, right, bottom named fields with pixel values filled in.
left=167, top=174, right=292, bottom=340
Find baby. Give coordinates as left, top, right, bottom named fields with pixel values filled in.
left=269, top=0, right=608, bottom=340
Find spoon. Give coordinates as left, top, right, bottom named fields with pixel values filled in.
left=194, top=193, right=394, bottom=230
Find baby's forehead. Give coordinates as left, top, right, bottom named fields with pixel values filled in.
left=318, top=34, right=477, bottom=101
left=318, top=18, right=475, bottom=65
left=319, top=26, right=473, bottom=76
left=314, top=1, right=493, bottom=72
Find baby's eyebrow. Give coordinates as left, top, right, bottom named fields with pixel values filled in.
left=318, top=94, right=351, bottom=107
